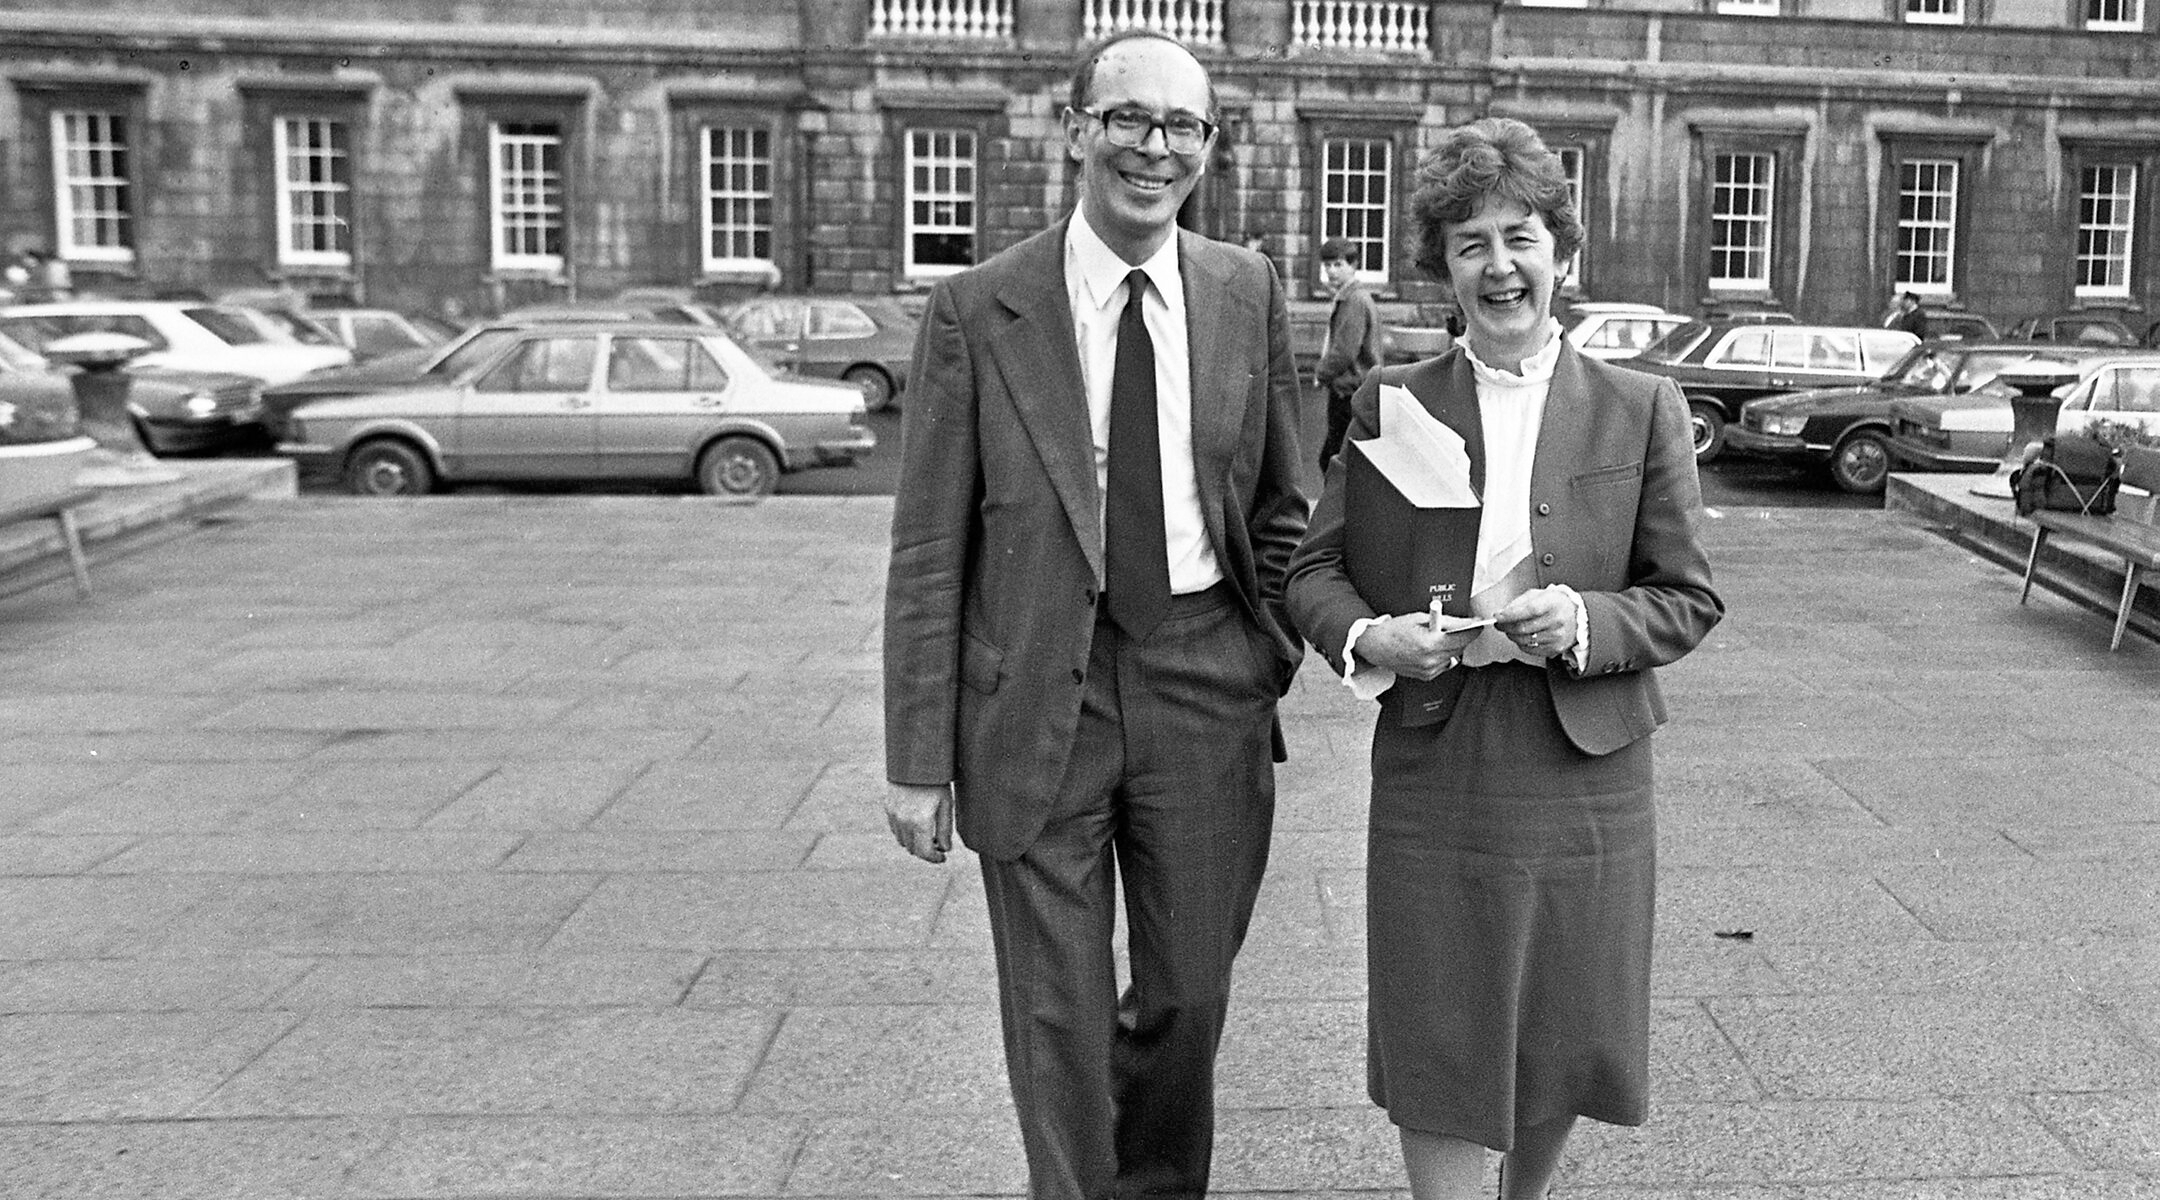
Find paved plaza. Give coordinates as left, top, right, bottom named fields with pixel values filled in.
left=1, top=472, right=2157, bottom=1198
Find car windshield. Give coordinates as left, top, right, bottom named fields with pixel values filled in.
left=182, top=307, right=276, bottom=346
left=1637, top=321, right=1710, bottom=363
left=430, top=328, right=524, bottom=378
left=251, top=309, right=342, bottom=346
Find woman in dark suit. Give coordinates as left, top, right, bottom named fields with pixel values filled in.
left=1285, top=118, right=1724, bottom=1199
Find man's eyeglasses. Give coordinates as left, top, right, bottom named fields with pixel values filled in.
left=1081, top=106, right=1217, bottom=156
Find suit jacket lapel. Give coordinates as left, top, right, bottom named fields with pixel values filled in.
left=1180, top=231, right=1252, bottom=552
left=1531, top=342, right=1592, bottom=502
left=986, top=222, right=1104, bottom=579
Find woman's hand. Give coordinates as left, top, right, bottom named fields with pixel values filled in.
left=1355, top=611, right=1485, bottom=681
left=1493, top=587, right=1581, bottom=658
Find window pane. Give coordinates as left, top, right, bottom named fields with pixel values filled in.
left=906, top=128, right=976, bottom=278
left=609, top=336, right=694, bottom=391
left=1320, top=137, right=1391, bottom=280
left=491, top=122, right=565, bottom=271
left=1708, top=153, right=1773, bottom=288
left=1895, top=158, right=1958, bottom=293
left=51, top=109, right=134, bottom=262
left=704, top=124, right=774, bottom=271
left=2075, top=163, right=2137, bottom=298
left=275, top=116, right=352, bottom=266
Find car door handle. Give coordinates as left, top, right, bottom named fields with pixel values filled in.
left=565, top=395, right=591, bottom=409
left=1768, top=377, right=1795, bottom=388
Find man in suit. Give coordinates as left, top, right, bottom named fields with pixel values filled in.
left=882, top=30, right=1308, bottom=1200
left=1313, top=236, right=1384, bottom=474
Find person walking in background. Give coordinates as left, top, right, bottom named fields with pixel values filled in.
left=1284, top=117, right=1723, bottom=1200
left=1885, top=290, right=1929, bottom=337
left=1314, top=235, right=1385, bottom=473
left=881, top=29, right=1308, bottom=1200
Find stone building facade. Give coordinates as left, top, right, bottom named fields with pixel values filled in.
left=0, top=0, right=2155, bottom=330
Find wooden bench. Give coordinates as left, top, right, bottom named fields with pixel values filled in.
left=2019, top=453, right=2160, bottom=650
left=0, top=486, right=96, bottom=599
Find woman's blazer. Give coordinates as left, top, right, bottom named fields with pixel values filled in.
left=1285, top=342, right=1724, bottom=756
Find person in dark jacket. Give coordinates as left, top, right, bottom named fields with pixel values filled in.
left=1314, top=235, right=1385, bottom=473
left=1885, top=290, right=1929, bottom=337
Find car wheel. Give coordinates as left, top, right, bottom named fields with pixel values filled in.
left=842, top=365, right=896, bottom=413
left=344, top=438, right=434, bottom=497
left=1829, top=428, right=1892, bottom=495
left=698, top=435, right=781, bottom=497
left=1688, top=400, right=1728, bottom=463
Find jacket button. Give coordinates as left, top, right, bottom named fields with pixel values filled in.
left=1072, top=668, right=1086, bottom=684
left=1540, top=552, right=1556, bottom=566
left=1536, top=502, right=1551, bottom=516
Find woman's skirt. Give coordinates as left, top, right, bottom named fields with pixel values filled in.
left=1366, top=661, right=1655, bottom=1151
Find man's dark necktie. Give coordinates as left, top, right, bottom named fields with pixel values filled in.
left=1105, top=268, right=1170, bottom=639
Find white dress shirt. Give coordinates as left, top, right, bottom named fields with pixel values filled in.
left=1065, top=212, right=1222, bottom=595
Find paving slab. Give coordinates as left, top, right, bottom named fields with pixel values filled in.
left=0, top=487, right=2155, bottom=1197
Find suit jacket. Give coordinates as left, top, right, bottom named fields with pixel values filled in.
left=1315, top=282, right=1382, bottom=399
left=883, top=220, right=1309, bottom=860
left=1285, top=343, right=1723, bottom=755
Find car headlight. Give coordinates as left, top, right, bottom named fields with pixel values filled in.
left=1759, top=412, right=1807, bottom=436
left=185, top=393, right=217, bottom=417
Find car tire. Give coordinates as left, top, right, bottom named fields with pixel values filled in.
left=344, top=438, right=434, bottom=497
left=1688, top=399, right=1728, bottom=463
left=1829, top=428, right=1893, bottom=495
left=698, top=435, right=781, bottom=497
left=842, top=365, right=896, bottom=413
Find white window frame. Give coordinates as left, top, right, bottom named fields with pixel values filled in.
left=51, top=109, right=134, bottom=265
left=1894, top=158, right=1958, bottom=296
left=1321, top=136, right=1392, bottom=285
left=2075, top=163, right=2138, bottom=300
left=489, top=121, right=565, bottom=274
left=904, top=127, right=976, bottom=280
left=1557, top=145, right=1584, bottom=286
left=1716, top=0, right=1779, bottom=15
left=1707, top=152, right=1773, bottom=291
left=2085, top=0, right=2144, bottom=29
left=1903, top=0, right=1964, bottom=23
left=701, top=124, right=775, bottom=275
left=274, top=115, right=352, bottom=269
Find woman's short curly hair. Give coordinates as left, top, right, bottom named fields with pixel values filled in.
left=1407, top=118, right=1585, bottom=284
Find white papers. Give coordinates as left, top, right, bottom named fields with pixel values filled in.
left=1349, top=385, right=1480, bottom=508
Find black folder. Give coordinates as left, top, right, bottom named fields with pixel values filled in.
left=1341, top=438, right=1481, bottom=726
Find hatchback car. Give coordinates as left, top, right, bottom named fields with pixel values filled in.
left=719, top=295, right=916, bottom=412
left=1558, top=302, right=1688, bottom=361
left=1625, top=320, right=1921, bottom=461
left=2000, top=312, right=2138, bottom=346
left=0, top=328, right=265, bottom=455
left=275, top=323, right=873, bottom=497
left=1727, top=341, right=2100, bottom=495
left=0, top=300, right=350, bottom=385
left=1886, top=348, right=2160, bottom=472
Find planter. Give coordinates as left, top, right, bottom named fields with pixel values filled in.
left=0, top=436, right=95, bottom=511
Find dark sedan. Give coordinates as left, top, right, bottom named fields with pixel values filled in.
left=1622, top=319, right=1920, bottom=462
left=1724, top=341, right=2096, bottom=495
left=718, top=295, right=916, bottom=412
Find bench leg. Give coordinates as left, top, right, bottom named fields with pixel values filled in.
left=2112, top=564, right=2143, bottom=652
left=2020, top=527, right=2048, bottom=605
left=54, top=508, right=91, bottom=599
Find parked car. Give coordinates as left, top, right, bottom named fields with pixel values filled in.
left=2000, top=312, right=2138, bottom=346
left=1727, top=341, right=2100, bottom=495
left=275, top=322, right=873, bottom=497
left=0, top=300, right=350, bottom=385
left=2053, top=353, right=2160, bottom=443
left=1886, top=347, right=2160, bottom=472
left=500, top=300, right=726, bottom=327
left=0, top=327, right=265, bottom=455
left=718, top=294, right=916, bottom=412
left=1623, top=319, right=1920, bottom=461
left=1558, top=301, right=1688, bottom=361
left=311, top=308, right=458, bottom=359
left=1918, top=310, right=1998, bottom=341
